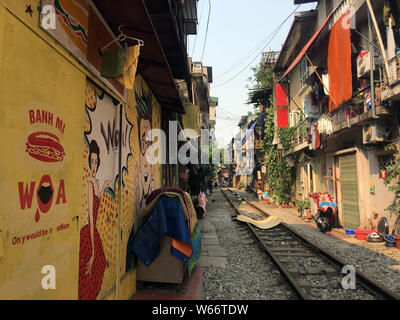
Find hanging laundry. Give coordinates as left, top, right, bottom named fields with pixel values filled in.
left=310, top=123, right=321, bottom=150
left=303, top=93, right=321, bottom=120
left=364, top=91, right=372, bottom=111
left=101, top=45, right=140, bottom=89
left=315, top=123, right=321, bottom=149
left=101, top=47, right=127, bottom=78
left=318, top=115, right=333, bottom=135
left=322, top=73, right=330, bottom=96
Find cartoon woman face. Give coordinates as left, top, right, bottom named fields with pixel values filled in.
left=89, top=140, right=100, bottom=179
left=90, top=153, right=99, bottom=178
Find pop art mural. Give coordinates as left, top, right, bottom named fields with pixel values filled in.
left=81, top=80, right=132, bottom=299
left=0, top=0, right=165, bottom=300
left=136, top=87, right=155, bottom=210
left=80, top=77, right=162, bottom=299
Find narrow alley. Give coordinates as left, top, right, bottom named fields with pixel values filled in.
left=1, top=0, right=400, bottom=310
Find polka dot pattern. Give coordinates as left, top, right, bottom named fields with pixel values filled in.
left=79, top=78, right=164, bottom=299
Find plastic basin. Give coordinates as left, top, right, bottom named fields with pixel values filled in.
left=354, top=229, right=376, bottom=241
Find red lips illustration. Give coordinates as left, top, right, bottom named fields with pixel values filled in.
left=35, top=175, right=54, bottom=222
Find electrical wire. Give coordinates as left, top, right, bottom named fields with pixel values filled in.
left=191, top=0, right=206, bottom=57
left=214, top=20, right=290, bottom=81
left=200, top=0, right=211, bottom=61
left=216, top=107, right=242, bottom=118
left=211, top=5, right=301, bottom=89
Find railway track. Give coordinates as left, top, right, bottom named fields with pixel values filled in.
left=221, top=187, right=400, bottom=300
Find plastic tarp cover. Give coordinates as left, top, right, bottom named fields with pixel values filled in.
left=130, top=195, right=192, bottom=266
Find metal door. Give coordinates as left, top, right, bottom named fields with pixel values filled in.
left=339, top=154, right=360, bottom=229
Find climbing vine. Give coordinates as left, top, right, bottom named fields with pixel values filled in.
left=247, top=51, right=295, bottom=205
left=259, top=100, right=295, bottom=204
left=382, top=144, right=400, bottom=235
left=383, top=145, right=400, bottom=217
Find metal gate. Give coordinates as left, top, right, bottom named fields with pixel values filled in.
left=339, top=153, right=360, bottom=230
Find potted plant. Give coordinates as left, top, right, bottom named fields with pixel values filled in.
left=295, top=200, right=305, bottom=217
left=295, top=199, right=311, bottom=218
left=304, top=199, right=312, bottom=219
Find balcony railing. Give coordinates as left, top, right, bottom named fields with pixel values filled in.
left=292, top=121, right=309, bottom=147
left=332, top=88, right=394, bottom=132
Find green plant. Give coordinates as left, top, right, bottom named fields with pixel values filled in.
left=246, top=53, right=294, bottom=205
left=295, top=199, right=310, bottom=212
left=277, top=127, right=297, bottom=151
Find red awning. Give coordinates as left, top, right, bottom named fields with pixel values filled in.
left=280, top=11, right=333, bottom=81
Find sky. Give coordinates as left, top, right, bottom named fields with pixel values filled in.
left=188, top=0, right=317, bottom=147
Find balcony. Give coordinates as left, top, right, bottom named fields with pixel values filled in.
left=381, top=54, right=400, bottom=101
left=289, top=121, right=309, bottom=153
left=283, top=121, right=309, bottom=155
left=332, top=88, right=396, bottom=132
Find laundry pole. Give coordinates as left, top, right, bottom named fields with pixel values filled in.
left=365, top=0, right=392, bottom=84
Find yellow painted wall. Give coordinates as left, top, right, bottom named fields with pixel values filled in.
left=0, top=6, right=85, bottom=299
left=0, top=1, right=165, bottom=300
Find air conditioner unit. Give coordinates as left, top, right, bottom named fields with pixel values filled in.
left=363, top=122, right=390, bottom=144
left=357, top=51, right=374, bottom=78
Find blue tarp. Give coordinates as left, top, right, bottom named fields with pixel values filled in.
left=129, top=195, right=192, bottom=266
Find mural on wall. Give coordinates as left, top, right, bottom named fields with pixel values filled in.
left=135, top=87, right=155, bottom=210
left=40, top=0, right=89, bottom=62
left=18, top=110, right=68, bottom=223
left=80, top=80, right=133, bottom=299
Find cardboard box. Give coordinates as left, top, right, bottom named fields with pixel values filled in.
left=137, top=236, right=187, bottom=284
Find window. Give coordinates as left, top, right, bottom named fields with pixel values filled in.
left=289, top=110, right=301, bottom=127
left=300, top=57, right=309, bottom=89
left=378, top=153, right=396, bottom=171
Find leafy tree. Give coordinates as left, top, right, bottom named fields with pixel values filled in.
left=246, top=51, right=295, bottom=204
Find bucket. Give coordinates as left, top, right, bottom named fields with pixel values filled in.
left=396, top=237, right=400, bottom=249
left=354, top=229, right=376, bottom=241
left=384, top=235, right=397, bottom=248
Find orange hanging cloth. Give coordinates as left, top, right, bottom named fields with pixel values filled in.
left=328, top=12, right=353, bottom=113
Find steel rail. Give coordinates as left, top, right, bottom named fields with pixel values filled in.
left=221, top=188, right=400, bottom=300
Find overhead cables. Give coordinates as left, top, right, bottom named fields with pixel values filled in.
left=200, top=0, right=212, bottom=61
left=211, top=4, right=301, bottom=89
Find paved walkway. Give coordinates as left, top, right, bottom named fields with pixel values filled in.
left=197, top=189, right=229, bottom=269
